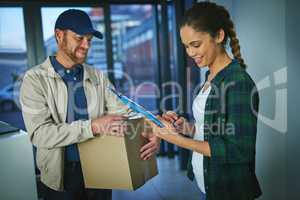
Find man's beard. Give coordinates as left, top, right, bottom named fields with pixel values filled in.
left=61, top=38, right=87, bottom=64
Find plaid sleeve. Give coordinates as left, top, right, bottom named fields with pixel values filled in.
left=209, top=74, right=259, bottom=164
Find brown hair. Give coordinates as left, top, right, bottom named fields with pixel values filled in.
left=180, top=2, right=246, bottom=68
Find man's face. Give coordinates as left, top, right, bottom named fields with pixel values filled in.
left=58, top=30, right=93, bottom=64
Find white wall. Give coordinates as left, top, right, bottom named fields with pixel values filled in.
left=213, top=0, right=287, bottom=199
left=233, top=1, right=286, bottom=199
left=286, top=0, right=300, bottom=198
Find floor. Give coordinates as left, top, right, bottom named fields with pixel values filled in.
left=112, top=156, right=202, bottom=200
left=36, top=156, right=202, bottom=200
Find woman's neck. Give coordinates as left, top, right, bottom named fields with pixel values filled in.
left=207, top=53, right=232, bottom=82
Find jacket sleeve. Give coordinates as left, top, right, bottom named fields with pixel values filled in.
left=20, top=71, right=94, bottom=149
left=208, top=75, right=259, bottom=164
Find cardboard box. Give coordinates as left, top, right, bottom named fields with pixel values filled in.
left=78, top=118, right=158, bottom=190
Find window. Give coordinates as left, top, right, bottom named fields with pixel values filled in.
left=110, top=4, right=159, bottom=112
left=0, top=8, right=27, bottom=129
left=167, top=1, right=201, bottom=117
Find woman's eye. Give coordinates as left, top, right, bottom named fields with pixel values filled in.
left=183, top=45, right=189, bottom=49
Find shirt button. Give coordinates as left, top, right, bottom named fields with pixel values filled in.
left=204, top=169, right=207, bottom=173
left=73, top=77, right=77, bottom=81
left=66, top=70, right=70, bottom=73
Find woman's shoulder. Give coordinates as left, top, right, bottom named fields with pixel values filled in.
left=224, top=62, right=256, bottom=87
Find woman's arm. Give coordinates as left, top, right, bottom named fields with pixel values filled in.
left=151, top=117, right=211, bottom=157
left=207, top=75, right=259, bottom=164
left=157, top=131, right=211, bottom=157
left=182, top=122, right=196, bottom=137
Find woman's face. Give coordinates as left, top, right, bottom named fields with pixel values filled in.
left=180, top=25, right=222, bottom=68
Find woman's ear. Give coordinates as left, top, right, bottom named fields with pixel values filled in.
left=215, top=29, right=225, bottom=44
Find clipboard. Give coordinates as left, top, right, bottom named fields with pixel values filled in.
left=107, top=87, right=164, bottom=128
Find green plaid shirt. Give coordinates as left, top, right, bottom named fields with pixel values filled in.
left=187, top=60, right=262, bottom=200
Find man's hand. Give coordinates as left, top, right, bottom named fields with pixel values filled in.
left=140, top=132, right=160, bottom=161
left=139, top=119, right=160, bottom=160
left=91, top=114, right=128, bottom=137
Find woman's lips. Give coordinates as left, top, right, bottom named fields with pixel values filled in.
left=194, top=57, right=203, bottom=64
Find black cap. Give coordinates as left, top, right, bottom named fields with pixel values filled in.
left=55, top=9, right=103, bottom=39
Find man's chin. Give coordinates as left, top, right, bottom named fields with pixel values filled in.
left=73, top=52, right=87, bottom=64
left=74, top=57, right=86, bottom=64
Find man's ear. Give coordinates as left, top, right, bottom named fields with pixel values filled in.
left=215, top=29, right=225, bottom=44
left=55, top=29, right=64, bottom=44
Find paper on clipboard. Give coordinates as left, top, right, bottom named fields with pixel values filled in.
left=107, top=87, right=164, bottom=128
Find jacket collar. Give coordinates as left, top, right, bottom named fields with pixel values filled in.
left=205, top=59, right=242, bottom=86
left=40, top=57, right=99, bottom=84
left=50, top=56, right=83, bottom=78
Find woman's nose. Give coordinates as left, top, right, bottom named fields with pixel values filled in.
left=186, top=48, right=196, bottom=57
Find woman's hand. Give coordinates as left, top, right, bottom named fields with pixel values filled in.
left=147, top=116, right=178, bottom=137
left=162, top=111, right=193, bottom=136
left=147, top=114, right=211, bottom=157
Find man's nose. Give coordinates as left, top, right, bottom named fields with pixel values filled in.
left=81, top=38, right=91, bottom=49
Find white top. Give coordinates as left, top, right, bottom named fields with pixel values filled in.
left=192, top=84, right=211, bottom=193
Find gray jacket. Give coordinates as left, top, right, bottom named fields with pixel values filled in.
left=20, top=57, right=130, bottom=191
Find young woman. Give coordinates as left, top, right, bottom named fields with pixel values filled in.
left=149, top=2, right=262, bottom=200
